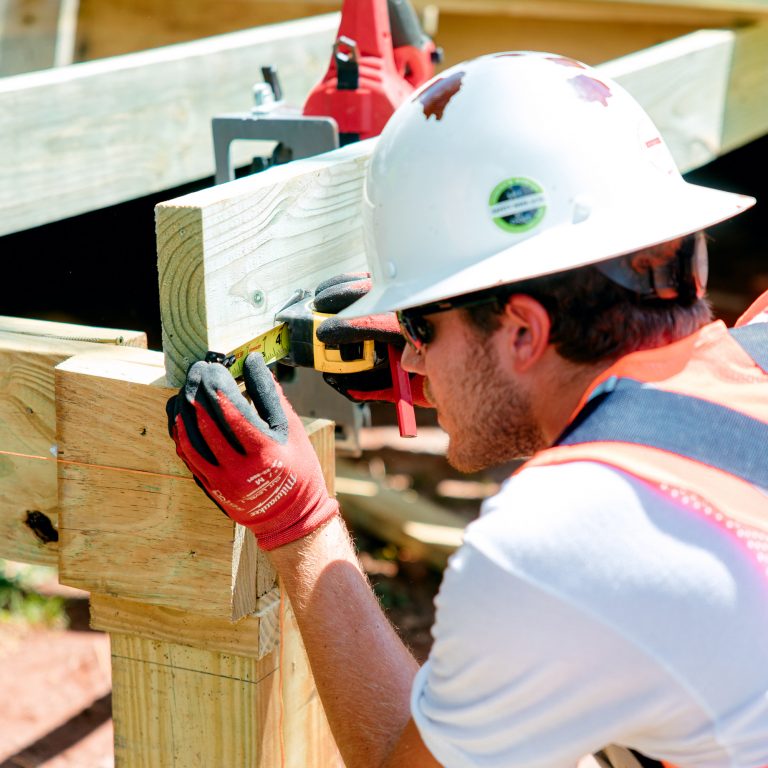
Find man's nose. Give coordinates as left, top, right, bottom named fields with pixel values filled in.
left=400, top=342, right=424, bottom=374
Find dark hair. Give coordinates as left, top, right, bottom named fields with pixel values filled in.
left=465, top=238, right=713, bottom=364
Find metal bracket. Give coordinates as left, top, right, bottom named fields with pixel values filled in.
left=212, top=111, right=339, bottom=185
left=212, top=67, right=340, bottom=185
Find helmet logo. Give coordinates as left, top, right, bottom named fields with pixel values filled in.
left=417, top=70, right=465, bottom=121
left=569, top=74, right=612, bottom=106
left=489, top=177, right=546, bottom=233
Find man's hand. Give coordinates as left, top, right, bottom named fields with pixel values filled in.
left=314, top=273, right=431, bottom=407
left=167, top=353, right=339, bottom=550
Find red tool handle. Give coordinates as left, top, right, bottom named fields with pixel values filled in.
left=388, top=345, right=417, bottom=438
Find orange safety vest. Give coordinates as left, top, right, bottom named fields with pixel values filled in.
left=518, top=292, right=768, bottom=768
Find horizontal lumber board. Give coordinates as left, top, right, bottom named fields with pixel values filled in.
left=128, top=0, right=768, bottom=25
left=74, top=0, right=338, bottom=60
left=430, top=15, right=703, bottom=69
left=722, top=21, right=768, bottom=154
left=58, top=458, right=239, bottom=616
left=0, top=317, right=145, bottom=565
left=90, top=590, right=281, bottom=658
left=156, top=139, right=372, bottom=387
left=415, top=0, right=768, bottom=25
left=600, top=28, right=735, bottom=172
left=55, top=346, right=258, bottom=619
left=70, top=0, right=710, bottom=77
left=599, top=25, right=768, bottom=171
left=0, top=14, right=338, bottom=236
left=157, top=24, right=768, bottom=388
left=70, top=0, right=768, bottom=67
left=55, top=345, right=333, bottom=620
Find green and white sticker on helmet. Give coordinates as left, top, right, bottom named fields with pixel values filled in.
left=489, top=177, right=547, bottom=233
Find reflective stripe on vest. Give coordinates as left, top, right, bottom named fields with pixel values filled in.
left=522, top=320, right=768, bottom=533
left=558, top=371, right=768, bottom=489
left=732, top=324, right=768, bottom=373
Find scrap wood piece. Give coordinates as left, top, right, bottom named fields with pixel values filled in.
left=0, top=316, right=145, bottom=566
left=336, top=458, right=467, bottom=570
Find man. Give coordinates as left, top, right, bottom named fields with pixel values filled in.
left=168, top=53, right=768, bottom=767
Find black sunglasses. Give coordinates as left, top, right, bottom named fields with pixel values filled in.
left=397, top=290, right=507, bottom=351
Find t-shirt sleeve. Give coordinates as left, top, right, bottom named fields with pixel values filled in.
left=410, top=541, right=679, bottom=768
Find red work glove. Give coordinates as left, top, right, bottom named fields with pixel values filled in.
left=314, top=273, right=431, bottom=407
left=166, top=354, right=339, bottom=550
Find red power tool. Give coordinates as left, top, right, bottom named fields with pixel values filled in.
left=303, top=0, right=441, bottom=143
left=211, top=0, right=441, bottom=439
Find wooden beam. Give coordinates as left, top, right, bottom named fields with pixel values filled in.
left=722, top=21, right=768, bottom=155
left=0, top=0, right=79, bottom=76
left=74, top=0, right=338, bottom=61
left=156, top=139, right=371, bottom=387
left=69, top=0, right=754, bottom=72
left=0, top=316, right=145, bottom=566
left=431, top=14, right=703, bottom=69
left=72, top=0, right=768, bottom=44
left=601, top=23, right=768, bottom=170
left=108, top=631, right=282, bottom=767
left=0, top=14, right=338, bottom=237
left=601, top=28, right=733, bottom=172
left=415, top=0, right=768, bottom=25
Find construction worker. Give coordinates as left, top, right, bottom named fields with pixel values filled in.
left=167, top=53, right=768, bottom=767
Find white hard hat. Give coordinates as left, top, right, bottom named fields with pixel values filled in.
left=341, top=51, right=755, bottom=317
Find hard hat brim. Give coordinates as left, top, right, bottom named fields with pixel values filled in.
left=338, top=181, right=755, bottom=318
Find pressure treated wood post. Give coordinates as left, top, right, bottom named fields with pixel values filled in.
left=55, top=345, right=341, bottom=766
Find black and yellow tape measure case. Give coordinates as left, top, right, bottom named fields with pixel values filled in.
left=205, top=293, right=375, bottom=380
left=276, top=296, right=375, bottom=374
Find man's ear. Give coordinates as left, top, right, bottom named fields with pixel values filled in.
left=501, top=295, right=552, bottom=372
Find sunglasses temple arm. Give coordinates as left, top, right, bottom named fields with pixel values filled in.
left=389, top=345, right=418, bottom=438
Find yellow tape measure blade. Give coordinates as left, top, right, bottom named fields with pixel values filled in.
left=225, top=324, right=291, bottom=379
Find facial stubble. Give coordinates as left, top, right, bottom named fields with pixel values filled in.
left=444, top=328, right=546, bottom=473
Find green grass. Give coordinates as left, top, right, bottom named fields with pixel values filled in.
left=0, top=560, right=68, bottom=629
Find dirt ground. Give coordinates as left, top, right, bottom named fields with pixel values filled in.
left=0, top=583, right=113, bottom=768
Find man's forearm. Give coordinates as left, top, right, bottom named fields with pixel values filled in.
left=268, top=515, right=420, bottom=768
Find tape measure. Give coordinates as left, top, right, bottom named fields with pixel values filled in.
left=206, top=323, right=291, bottom=380
left=205, top=295, right=375, bottom=380
left=204, top=291, right=416, bottom=437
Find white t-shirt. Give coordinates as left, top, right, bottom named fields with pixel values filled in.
left=411, top=462, right=768, bottom=767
